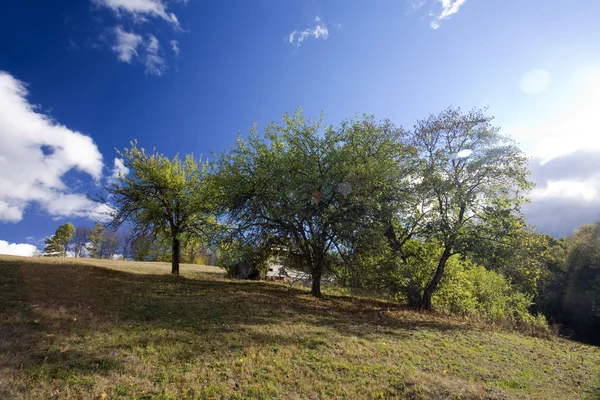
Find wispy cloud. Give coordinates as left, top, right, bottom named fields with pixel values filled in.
left=112, top=26, right=143, bottom=62
left=110, top=29, right=167, bottom=76
left=92, top=0, right=186, bottom=75
left=288, top=16, right=329, bottom=47
left=170, top=40, right=181, bottom=56
left=92, top=0, right=180, bottom=29
left=431, top=0, right=468, bottom=29
left=144, top=35, right=166, bottom=76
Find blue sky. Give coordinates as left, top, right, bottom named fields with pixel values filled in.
left=1, top=0, right=600, bottom=255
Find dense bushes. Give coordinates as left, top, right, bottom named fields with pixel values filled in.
left=434, top=259, right=549, bottom=334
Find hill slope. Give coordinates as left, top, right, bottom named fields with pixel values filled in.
left=1, top=255, right=599, bottom=399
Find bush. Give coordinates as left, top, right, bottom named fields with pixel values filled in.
left=433, top=257, right=549, bottom=335
left=215, top=241, right=269, bottom=280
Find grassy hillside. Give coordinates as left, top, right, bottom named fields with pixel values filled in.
left=1, top=256, right=599, bottom=400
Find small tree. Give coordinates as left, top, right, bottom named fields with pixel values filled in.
left=87, top=223, right=105, bottom=259
left=119, top=229, right=135, bottom=260
left=44, top=222, right=75, bottom=257
left=100, top=142, right=214, bottom=275
left=71, top=226, right=90, bottom=257
left=101, top=229, right=120, bottom=259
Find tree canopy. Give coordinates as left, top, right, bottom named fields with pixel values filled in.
left=213, top=110, right=412, bottom=297
left=44, top=222, right=74, bottom=257
left=384, top=107, right=532, bottom=309
left=100, top=142, right=215, bottom=274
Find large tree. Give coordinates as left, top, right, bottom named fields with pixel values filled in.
left=214, top=110, right=411, bottom=297
left=385, top=107, right=532, bottom=310
left=44, top=222, right=75, bottom=257
left=101, top=142, right=214, bottom=275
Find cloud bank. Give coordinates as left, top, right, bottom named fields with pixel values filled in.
left=0, top=71, right=110, bottom=223
left=0, top=240, right=38, bottom=256
left=510, top=69, right=600, bottom=236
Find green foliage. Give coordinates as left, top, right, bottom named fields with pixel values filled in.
left=86, top=223, right=104, bottom=259
left=130, top=233, right=171, bottom=262
left=86, top=223, right=120, bottom=259
left=101, top=141, right=216, bottom=274
left=44, top=222, right=75, bottom=257
left=214, top=109, right=412, bottom=296
left=434, top=258, right=536, bottom=326
left=384, top=107, right=533, bottom=309
left=560, top=221, right=600, bottom=341
left=215, top=240, right=269, bottom=279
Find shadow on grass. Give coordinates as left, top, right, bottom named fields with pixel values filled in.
left=0, top=258, right=468, bottom=377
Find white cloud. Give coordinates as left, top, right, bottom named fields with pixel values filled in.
left=170, top=40, right=181, bottom=56
left=93, top=0, right=180, bottom=28
left=288, top=16, right=329, bottom=47
left=425, top=0, right=468, bottom=30
left=0, top=71, right=106, bottom=223
left=112, top=26, right=143, bottom=63
left=531, top=179, right=599, bottom=203
left=0, top=240, right=38, bottom=257
left=144, top=35, right=166, bottom=76
left=520, top=69, right=552, bottom=95
left=92, top=0, right=185, bottom=75
left=439, top=0, right=467, bottom=20
left=110, top=30, right=167, bottom=76
left=111, top=158, right=129, bottom=181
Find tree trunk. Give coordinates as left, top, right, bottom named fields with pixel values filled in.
left=421, top=247, right=452, bottom=310
left=406, top=283, right=424, bottom=308
left=311, top=260, right=323, bottom=297
left=171, top=236, right=180, bottom=276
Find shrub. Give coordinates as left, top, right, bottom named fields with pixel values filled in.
left=215, top=241, right=269, bottom=280
left=433, top=256, right=550, bottom=335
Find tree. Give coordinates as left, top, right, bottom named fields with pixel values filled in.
left=214, top=110, right=411, bottom=297
left=87, top=223, right=105, bottom=259
left=101, top=229, right=120, bottom=259
left=119, top=229, right=135, bottom=260
left=384, top=107, right=532, bottom=310
left=130, top=233, right=170, bottom=261
left=181, top=234, right=210, bottom=264
left=44, top=222, right=75, bottom=257
left=71, top=226, right=90, bottom=257
left=561, top=221, right=600, bottom=343
left=100, top=142, right=215, bottom=275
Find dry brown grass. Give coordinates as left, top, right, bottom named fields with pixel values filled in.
left=1, top=255, right=599, bottom=399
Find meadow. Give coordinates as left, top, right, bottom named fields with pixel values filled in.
left=1, top=255, right=599, bottom=399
